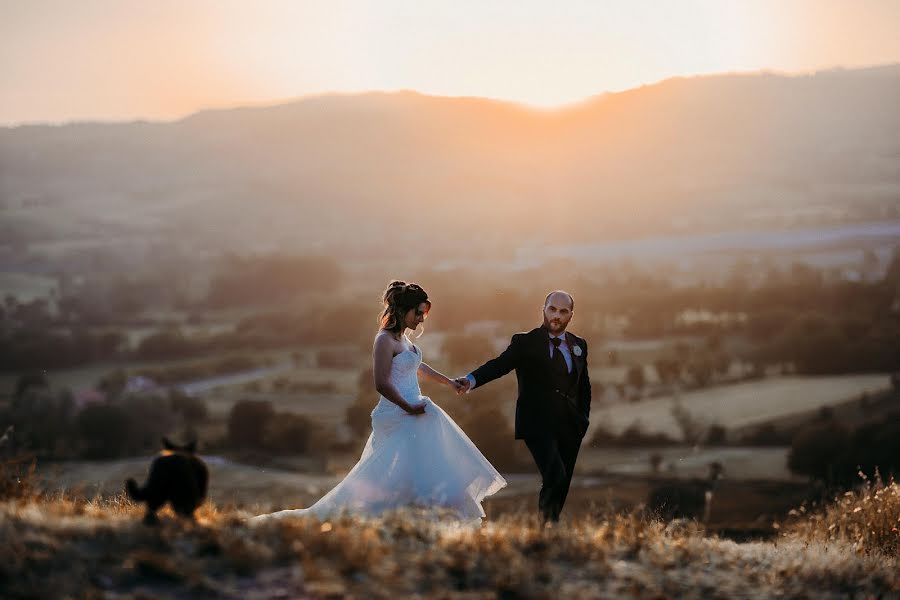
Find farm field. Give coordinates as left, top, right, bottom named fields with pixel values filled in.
left=591, top=374, right=891, bottom=440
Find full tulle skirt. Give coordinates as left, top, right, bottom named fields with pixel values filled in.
left=250, top=396, right=506, bottom=523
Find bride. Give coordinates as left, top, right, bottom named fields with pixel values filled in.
left=251, top=281, right=506, bottom=523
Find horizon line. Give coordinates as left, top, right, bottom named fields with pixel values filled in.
left=3, top=61, right=898, bottom=130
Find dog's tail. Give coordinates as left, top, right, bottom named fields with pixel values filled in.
left=125, top=478, right=145, bottom=502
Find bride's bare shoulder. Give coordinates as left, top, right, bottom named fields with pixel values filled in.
left=373, top=329, right=399, bottom=349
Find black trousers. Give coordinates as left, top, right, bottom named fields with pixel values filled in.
left=524, top=420, right=584, bottom=522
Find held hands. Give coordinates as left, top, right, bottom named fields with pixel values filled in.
left=452, top=377, right=471, bottom=395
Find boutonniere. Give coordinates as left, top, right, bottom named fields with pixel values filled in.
left=572, top=345, right=583, bottom=357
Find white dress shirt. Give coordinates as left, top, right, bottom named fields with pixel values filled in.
left=548, top=333, right=574, bottom=373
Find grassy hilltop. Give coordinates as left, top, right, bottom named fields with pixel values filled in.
left=1, top=479, right=897, bottom=599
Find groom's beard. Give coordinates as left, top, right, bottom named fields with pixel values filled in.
left=542, top=317, right=568, bottom=335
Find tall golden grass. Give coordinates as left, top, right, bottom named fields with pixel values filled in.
left=785, top=473, right=900, bottom=557
left=1, top=489, right=898, bottom=598
left=1, top=455, right=898, bottom=598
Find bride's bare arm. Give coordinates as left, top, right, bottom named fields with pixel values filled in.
left=373, top=334, right=424, bottom=415
left=419, top=362, right=463, bottom=391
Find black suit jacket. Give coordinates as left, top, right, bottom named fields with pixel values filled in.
left=471, top=327, right=591, bottom=440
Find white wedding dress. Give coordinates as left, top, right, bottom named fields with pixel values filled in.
left=250, top=345, right=506, bottom=523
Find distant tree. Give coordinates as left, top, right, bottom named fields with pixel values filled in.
left=653, top=358, right=681, bottom=386
left=14, top=372, right=49, bottom=400
left=134, top=327, right=198, bottom=361
left=847, top=416, right=900, bottom=480
left=788, top=421, right=852, bottom=485
left=76, top=404, right=133, bottom=459
left=169, top=390, right=208, bottom=426
left=9, top=387, right=76, bottom=458
left=704, top=424, right=727, bottom=445
left=118, top=395, right=178, bottom=454
left=264, top=413, right=331, bottom=455
left=626, top=365, right=646, bottom=392
left=670, top=400, right=705, bottom=445
left=227, top=399, right=275, bottom=448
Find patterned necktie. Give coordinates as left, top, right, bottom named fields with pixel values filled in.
left=551, top=337, right=568, bottom=375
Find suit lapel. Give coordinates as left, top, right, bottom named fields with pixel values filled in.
left=531, top=328, right=553, bottom=374
left=566, top=332, right=584, bottom=382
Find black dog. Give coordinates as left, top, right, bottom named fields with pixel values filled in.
left=126, top=437, right=209, bottom=525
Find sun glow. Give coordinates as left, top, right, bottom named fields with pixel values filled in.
left=2, top=0, right=900, bottom=124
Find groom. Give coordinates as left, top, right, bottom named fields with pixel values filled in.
left=456, top=291, right=591, bottom=522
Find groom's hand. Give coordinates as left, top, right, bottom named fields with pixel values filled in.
left=453, top=377, right=471, bottom=395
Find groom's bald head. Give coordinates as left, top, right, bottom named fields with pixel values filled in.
left=543, top=290, right=574, bottom=311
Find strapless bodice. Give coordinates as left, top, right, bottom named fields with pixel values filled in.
left=380, top=348, right=423, bottom=406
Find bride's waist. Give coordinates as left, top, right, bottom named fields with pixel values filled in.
left=376, top=393, right=428, bottom=409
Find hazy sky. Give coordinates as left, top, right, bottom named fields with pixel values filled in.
left=3, top=0, right=900, bottom=125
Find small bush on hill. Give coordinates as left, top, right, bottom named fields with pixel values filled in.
left=227, top=400, right=276, bottom=449
left=788, top=413, right=900, bottom=486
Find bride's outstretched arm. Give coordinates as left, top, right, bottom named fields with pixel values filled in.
left=418, top=362, right=463, bottom=392
left=373, top=334, right=424, bottom=415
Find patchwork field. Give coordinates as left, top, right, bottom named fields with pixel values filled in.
left=591, top=374, right=891, bottom=440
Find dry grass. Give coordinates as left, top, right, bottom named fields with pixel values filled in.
left=0, top=454, right=37, bottom=501
left=785, top=473, right=900, bottom=557
left=1, top=492, right=898, bottom=599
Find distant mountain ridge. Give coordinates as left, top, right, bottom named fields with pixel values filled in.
left=1, top=64, right=898, bottom=257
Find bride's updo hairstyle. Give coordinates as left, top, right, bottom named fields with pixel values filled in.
left=380, top=280, right=430, bottom=334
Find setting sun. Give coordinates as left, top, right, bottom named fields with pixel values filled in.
left=3, top=0, right=900, bottom=124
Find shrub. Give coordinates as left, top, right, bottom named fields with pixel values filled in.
left=227, top=399, right=275, bottom=448
left=134, top=327, right=198, bottom=360
left=848, top=417, right=900, bottom=480
left=119, top=395, right=178, bottom=452
left=8, top=387, right=77, bottom=458
left=625, top=365, right=645, bottom=390
left=704, top=424, right=727, bottom=445
left=169, top=391, right=208, bottom=425
left=75, top=395, right=176, bottom=459
left=788, top=413, right=900, bottom=486
left=76, top=404, right=134, bottom=459
left=738, top=423, right=793, bottom=446
left=788, top=420, right=852, bottom=485
left=265, top=414, right=334, bottom=455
